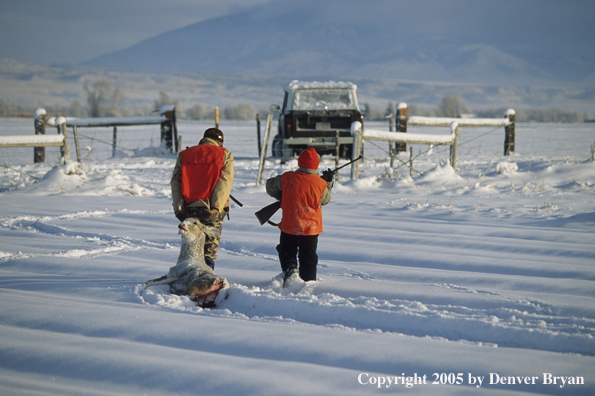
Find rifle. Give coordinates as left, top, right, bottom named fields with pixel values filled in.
left=254, top=201, right=282, bottom=226
left=229, top=194, right=243, bottom=207
left=254, top=155, right=362, bottom=226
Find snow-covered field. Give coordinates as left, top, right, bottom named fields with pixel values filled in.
left=1, top=117, right=594, bottom=395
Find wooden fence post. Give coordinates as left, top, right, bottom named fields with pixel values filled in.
left=389, top=112, right=396, bottom=169
left=504, top=109, right=515, bottom=155
left=160, top=120, right=169, bottom=151
left=256, top=114, right=262, bottom=158
left=159, top=105, right=175, bottom=152
left=257, top=114, right=273, bottom=185
left=72, top=126, right=82, bottom=163
left=396, top=103, right=407, bottom=153
left=112, top=126, right=118, bottom=157
left=172, top=108, right=179, bottom=153
left=350, top=121, right=363, bottom=180
left=56, top=117, right=71, bottom=163
left=388, top=112, right=395, bottom=157
left=33, top=108, right=46, bottom=163
left=335, top=130, right=340, bottom=182
left=450, top=121, right=459, bottom=169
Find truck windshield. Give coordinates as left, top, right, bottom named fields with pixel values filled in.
left=292, top=89, right=355, bottom=110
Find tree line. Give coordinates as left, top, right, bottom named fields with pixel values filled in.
left=363, top=96, right=588, bottom=123
left=0, top=80, right=265, bottom=121
left=1, top=81, right=589, bottom=123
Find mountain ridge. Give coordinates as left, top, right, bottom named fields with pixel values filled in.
left=2, top=58, right=594, bottom=117
left=83, top=0, right=595, bottom=87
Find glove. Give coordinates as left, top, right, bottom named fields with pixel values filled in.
left=321, top=169, right=335, bottom=182
left=199, top=208, right=220, bottom=222
left=173, top=201, right=187, bottom=222
left=175, top=210, right=187, bottom=222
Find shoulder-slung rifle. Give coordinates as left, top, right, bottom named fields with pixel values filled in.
left=254, top=155, right=362, bottom=226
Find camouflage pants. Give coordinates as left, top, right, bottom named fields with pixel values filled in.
left=185, top=207, right=227, bottom=261
left=201, top=214, right=224, bottom=261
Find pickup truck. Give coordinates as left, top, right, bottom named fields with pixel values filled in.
left=270, top=81, right=365, bottom=160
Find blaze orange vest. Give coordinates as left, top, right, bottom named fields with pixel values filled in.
left=278, top=171, right=328, bottom=236
left=180, top=144, right=226, bottom=204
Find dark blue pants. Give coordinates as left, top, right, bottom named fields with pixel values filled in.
left=276, top=232, right=319, bottom=282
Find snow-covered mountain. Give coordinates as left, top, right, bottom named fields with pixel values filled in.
left=84, top=0, right=595, bottom=86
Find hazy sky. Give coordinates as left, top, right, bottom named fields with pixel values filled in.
left=0, top=0, right=270, bottom=65
left=1, top=0, right=593, bottom=70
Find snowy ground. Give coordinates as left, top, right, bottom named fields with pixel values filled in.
left=1, top=118, right=594, bottom=395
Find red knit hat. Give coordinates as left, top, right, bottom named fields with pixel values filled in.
left=298, top=148, right=320, bottom=170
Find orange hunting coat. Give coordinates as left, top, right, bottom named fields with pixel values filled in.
left=266, top=168, right=331, bottom=236
left=171, top=137, right=234, bottom=214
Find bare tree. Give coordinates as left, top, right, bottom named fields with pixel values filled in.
left=108, top=86, right=124, bottom=117
left=154, top=91, right=172, bottom=108
left=0, top=100, right=14, bottom=117
left=223, top=103, right=255, bottom=120
left=154, top=92, right=186, bottom=118
left=69, top=100, right=87, bottom=117
left=186, top=103, right=215, bottom=120
left=84, top=80, right=124, bottom=117
left=385, top=101, right=395, bottom=117
left=438, top=96, right=470, bottom=118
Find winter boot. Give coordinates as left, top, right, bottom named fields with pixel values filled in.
left=205, top=258, right=215, bottom=270
left=283, top=266, right=300, bottom=287
left=276, top=244, right=298, bottom=273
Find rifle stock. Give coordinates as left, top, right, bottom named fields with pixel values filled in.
left=255, top=155, right=362, bottom=226
left=255, top=201, right=281, bottom=226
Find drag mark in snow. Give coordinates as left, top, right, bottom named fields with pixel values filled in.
left=326, top=267, right=374, bottom=280
left=0, top=210, right=174, bottom=262
left=151, top=241, right=595, bottom=355
left=142, top=279, right=595, bottom=356
left=433, top=283, right=501, bottom=296
left=218, top=244, right=279, bottom=263
left=227, top=283, right=595, bottom=356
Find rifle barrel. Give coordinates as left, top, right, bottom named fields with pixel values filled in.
left=229, top=194, right=243, bottom=207
left=330, top=154, right=363, bottom=172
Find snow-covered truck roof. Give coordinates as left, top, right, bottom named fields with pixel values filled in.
left=284, top=80, right=357, bottom=91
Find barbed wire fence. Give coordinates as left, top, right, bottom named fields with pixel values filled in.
left=1, top=119, right=593, bottom=192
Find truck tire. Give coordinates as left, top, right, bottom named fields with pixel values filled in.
left=272, top=136, right=291, bottom=162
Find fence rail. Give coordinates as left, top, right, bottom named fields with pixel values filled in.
left=351, top=105, right=515, bottom=180
left=397, top=104, right=516, bottom=156
left=0, top=134, right=64, bottom=148
left=407, top=116, right=510, bottom=127
left=45, top=115, right=170, bottom=128
left=0, top=114, right=76, bottom=163
left=350, top=121, right=460, bottom=180
left=4, top=105, right=179, bottom=164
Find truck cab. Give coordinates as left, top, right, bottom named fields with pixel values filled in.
left=270, top=80, right=364, bottom=160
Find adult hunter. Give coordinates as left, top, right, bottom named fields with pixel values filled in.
left=171, top=128, right=234, bottom=270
